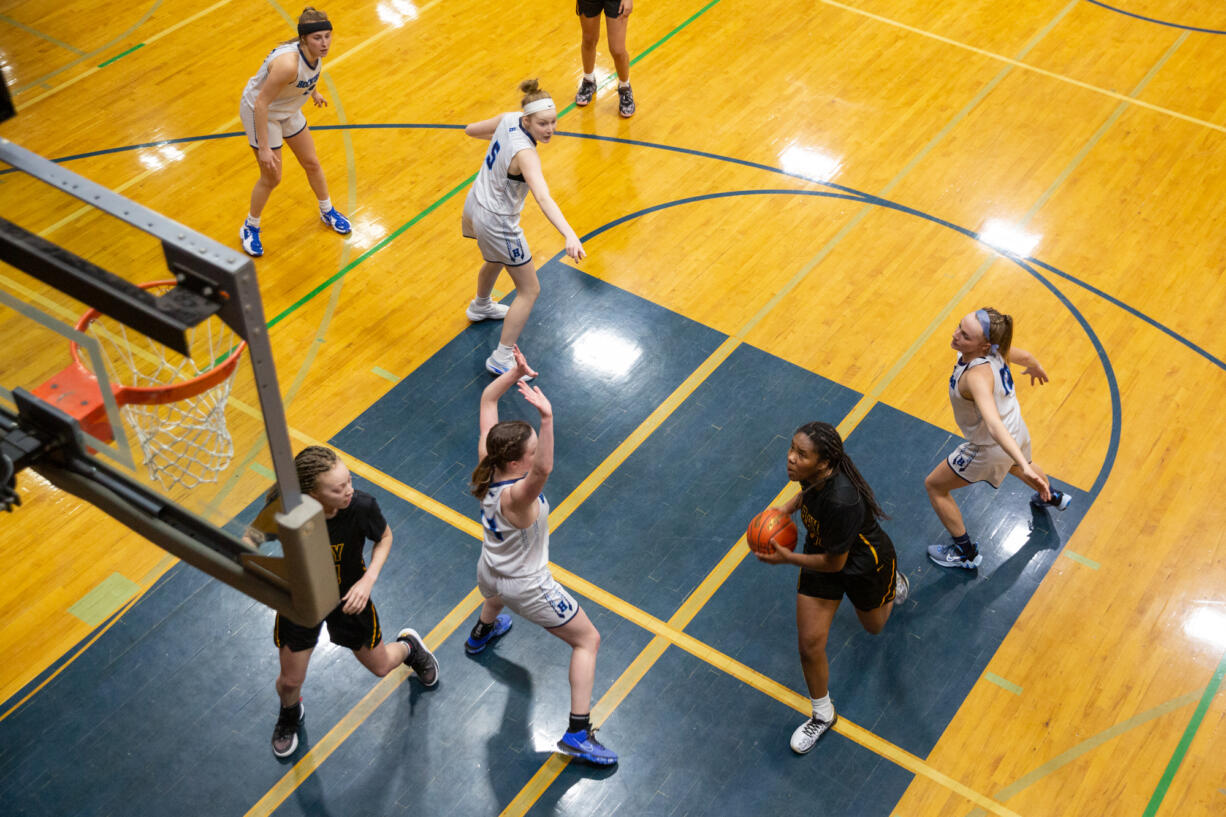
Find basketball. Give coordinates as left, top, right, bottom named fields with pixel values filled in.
left=746, top=508, right=798, bottom=555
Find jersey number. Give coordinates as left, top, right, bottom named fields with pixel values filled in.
left=999, top=365, right=1015, bottom=396
left=484, top=140, right=501, bottom=169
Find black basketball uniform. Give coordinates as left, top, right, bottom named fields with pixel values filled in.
left=263, top=490, right=390, bottom=651
left=795, top=471, right=898, bottom=611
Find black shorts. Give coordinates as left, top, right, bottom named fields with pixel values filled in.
left=274, top=600, right=383, bottom=652
left=797, top=549, right=897, bottom=611
left=577, top=0, right=623, bottom=19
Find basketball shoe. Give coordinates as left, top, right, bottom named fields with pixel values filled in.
left=271, top=698, right=304, bottom=758
left=465, top=614, right=512, bottom=654
left=790, top=711, right=837, bottom=754
left=320, top=207, right=351, bottom=235
left=240, top=223, right=263, bottom=257
left=893, top=571, right=910, bottom=604
left=465, top=299, right=509, bottom=321
left=927, top=543, right=983, bottom=569
left=575, top=76, right=597, bottom=107
left=617, top=84, right=635, bottom=118
left=558, top=727, right=618, bottom=766
left=1030, top=490, right=1071, bottom=511
left=397, top=629, right=439, bottom=687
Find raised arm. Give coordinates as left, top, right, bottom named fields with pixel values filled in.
left=465, top=115, right=503, bottom=140
left=516, top=149, right=585, bottom=261
left=504, top=379, right=554, bottom=513
left=477, top=346, right=538, bottom=459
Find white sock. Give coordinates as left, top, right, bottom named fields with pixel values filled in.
left=584, top=71, right=595, bottom=82
left=245, top=214, right=260, bottom=227
left=619, top=80, right=630, bottom=89
left=811, top=695, right=834, bottom=721
left=473, top=295, right=492, bottom=306
left=496, top=343, right=514, bottom=359
left=318, top=198, right=332, bottom=213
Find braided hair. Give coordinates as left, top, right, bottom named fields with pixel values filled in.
left=980, top=306, right=1014, bottom=359
left=795, top=422, right=888, bottom=521
left=264, top=445, right=340, bottom=505
left=470, top=421, right=533, bottom=499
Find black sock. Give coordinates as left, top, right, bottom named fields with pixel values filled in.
left=471, top=619, right=494, bottom=640
left=952, top=532, right=975, bottom=557
left=568, top=713, right=591, bottom=734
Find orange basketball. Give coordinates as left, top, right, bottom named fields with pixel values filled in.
left=746, top=508, right=798, bottom=555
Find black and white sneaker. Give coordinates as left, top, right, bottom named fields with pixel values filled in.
left=617, top=84, right=635, bottom=118
left=893, top=570, right=910, bottom=605
left=271, top=699, right=304, bottom=758
left=398, top=628, right=439, bottom=687
left=789, top=711, right=837, bottom=754
left=575, top=77, right=597, bottom=107
left=1030, top=490, right=1071, bottom=511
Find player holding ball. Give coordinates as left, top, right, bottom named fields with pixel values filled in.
left=755, top=422, right=908, bottom=755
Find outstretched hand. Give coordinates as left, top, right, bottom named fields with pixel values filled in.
left=516, top=380, right=552, bottom=418
left=1021, top=362, right=1049, bottom=386
left=511, top=345, right=538, bottom=380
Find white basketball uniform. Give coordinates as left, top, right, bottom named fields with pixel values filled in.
left=477, top=478, right=578, bottom=628
left=946, top=353, right=1032, bottom=487
left=239, top=43, right=322, bottom=149
left=462, top=113, right=537, bottom=267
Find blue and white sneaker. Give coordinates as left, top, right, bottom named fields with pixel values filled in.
left=484, top=351, right=533, bottom=381
left=927, top=543, right=983, bottom=569
left=240, top=223, right=263, bottom=257
left=320, top=207, right=351, bottom=234
left=1030, top=490, right=1071, bottom=511
left=465, top=614, right=512, bottom=654
left=557, top=727, right=618, bottom=766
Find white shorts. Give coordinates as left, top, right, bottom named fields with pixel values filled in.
left=477, top=560, right=578, bottom=629
left=947, top=438, right=1032, bottom=488
left=239, top=102, right=308, bottom=150
left=463, top=190, right=532, bottom=268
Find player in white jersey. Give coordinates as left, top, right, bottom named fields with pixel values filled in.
left=925, top=307, right=1071, bottom=569
left=465, top=346, right=617, bottom=766
left=461, top=80, right=586, bottom=377
left=237, top=7, right=351, bottom=258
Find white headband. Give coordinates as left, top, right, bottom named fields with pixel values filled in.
left=522, top=97, right=555, bottom=115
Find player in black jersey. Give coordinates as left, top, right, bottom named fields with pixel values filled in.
left=756, top=422, right=908, bottom=755
left=247, top=446, right=439, bottom=758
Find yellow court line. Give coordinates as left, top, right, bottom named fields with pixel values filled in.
left=819, top=0, right=1226, bottom=136
left=244, top=587, right=484, bottom=817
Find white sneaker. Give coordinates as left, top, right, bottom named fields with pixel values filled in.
left=790, top=711, right=837, bottom=754
left=466, top=299, right=509, bottom=321
left=484, top=352, right=533, bottom=381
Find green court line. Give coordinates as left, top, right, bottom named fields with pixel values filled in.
left=0, top=13, right=85, bottom=55
left=964, top=688, right=1205, bottom=817
left=1062, top=549, right=1100, bottom=569
left=984, top=672, right=1023, bottom=696
left=248, top=462, right=275, bottom=480
left=1142, top=649, right=1226, bottom=816
left=371, top=366, right=399, bottom=383
left=67, top=573, right=140, bottom=627
left=97, top=43, right=145, bottom=68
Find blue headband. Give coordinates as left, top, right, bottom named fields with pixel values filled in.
left=975, top=309, right=999, bottom=355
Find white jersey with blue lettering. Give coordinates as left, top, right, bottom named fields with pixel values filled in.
left=471, top=113, right=537, bottom=216
left=949, top=352, right=1029, bottom=448
left=480, top=478, right=550, bottom=579
left=240, top=43, right=322, bottom=116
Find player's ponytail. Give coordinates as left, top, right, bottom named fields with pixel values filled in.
left=282, top=7, right=330, bottom=44
left=470, top=421, right=533, bottom=499
left=795, top=422, right=888, bottom=521
left=980, top=307, right=1014, bottom=360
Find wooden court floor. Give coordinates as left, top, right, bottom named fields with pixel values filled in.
left=1, top=1, right=1225, bottom=815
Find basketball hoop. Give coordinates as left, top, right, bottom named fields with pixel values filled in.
left=33, top=280, right=246, bottom=490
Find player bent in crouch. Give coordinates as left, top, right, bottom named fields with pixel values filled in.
left=461, top=80, right=586, bottom=377
left=245, top=446, right=439, bottom=758
left=757, top=423, right=908, bottom=755
left=464, top=346, right=617, bottom=766
left=238, top=7, right=351, bottom=258
left=924, top=307, right=1071, bottom=570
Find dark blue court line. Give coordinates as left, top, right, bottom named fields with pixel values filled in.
left=566, top=188, right=1122, bottom=503
left=1083, top=0, right=1226, bottom=35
